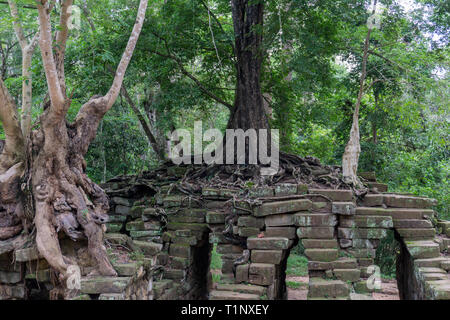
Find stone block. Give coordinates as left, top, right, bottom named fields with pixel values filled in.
left=251, top=250, right=283, bottom=264
left=308, top=261, right=331, bottom=271
left=249, top=263, right=276, bottom=286
left=406, top=241, right=440, bottom=259
left=238, top=227, right=260, bottom=237
left=332, top=202, right=356, bottom=215
left=235, top=264, right=249, bottom=283
left=247, top=237, right=289, bottom=250
left=265, top=214, right=295, bottom=227
left=81, top=277, right=131, bottom=294
left=333, top=269, right=361, bottom=282
left=133, top=240, right=163, bottom=256
left=309, top=189, right=353, bottom=202
left=302, top=239, right=338, bottom=249
left=216, top=244, right=244, bottom=254
left=296, top=227, right=334, bottom=239
left=338, top=228, right=387, bottom=239
left=274, top=184, right=297, bottom=196
left=206, top=211, right=226, bottom=224
left=264, top=227, right=296, bottom=239
left=383, top=195, right=435, bottom=209
left=362, top=195, right=383, bottom=207
left=253, top=199, right=312, bottom=217
left=248, top=187, right=274, bottom=198
left=238, top=216, right=265, bottom=228
left=294, top=213, right=337, bottom=226
left=396, top=228, right=435, bottom=239
left=332, top=258, right=358, bottom=269
left=340, top=216, right=393, bottom=228
left=356, top=207, right=434, bottom=220
left=308, top=278, right=350, bottom=298
left=304, top=249, right=338, bottom=262
left=169, top=244, right=191, bottom=259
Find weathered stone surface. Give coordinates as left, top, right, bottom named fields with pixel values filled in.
left=302, top=239, right=338, bottom=249
left=406, top=241, right=440, bottom=259
left=308, top=261, right=331, bottom=271
left=294, top=213, right=337, bottom=226
left=14, top=247, right=42, bottom=262
left=113, top=263, right=137, bottom=276
left=238, top=216, right=265, bottom=229
left=396, top=228, right=435, bottom=239
left=253, top=199, right=312, bottom=217
left=340, top=216, right=393, bottom=228
left=272, top=184, right=297, bottom=197
left=356, top=207, right=434, bottom=219
left=345, top=248, right=377, bottom=258
left=235, top=264, right=249, bottom=283
left=441, top=260, right=450, bottom=271
left=209, top=232, right=228, bottom=244
left=247, top=237, right=289, bottom=250
left=238, top=227, right=260, bottom=238
left=206, top=211, right=226, bottom=224
left=358, top=172, right=377, bottom=181
left=425, top=280, right=450, bottom=300
left=297, top=184, right=308, bottom=194
left=338, top=228, right=387, bottom=239
left=331, top=258, right=358, bottom=269
left=311, top=201, right=332, bottom=213
left=414, top=257, right=446, bottom=268
left=105, top=233, right=130, bottom=246
left=362, top=195, right=383, bottom=207
left=209, top=290, right=260, bottom=300
left=251, top=250, right=283, bottom=264
left=202, top=188, right=238, bottom=199
left=112, top=197, right=134, bottom=207
left=169, top=244, right=191, bottom=259
left=332, top=202, right=356, bottom=215
left=164, top=269, right=185, bottom=280
left=133, top=240, right=163, bottom=255
left=304, top=249, right=338, bottom=262
left=367, top=182, right=388, bottom=192
left=167, top=222, right=209, bottom=233
left=216, top=244, right=244, bottom=254
left=264, top=227, right=296, bottom=239
left=352, top=239, right=379, bottom=249
left=0, top=271, right=21, bottom=284
left=339, top=239, right=352, bottom=248
left=126, top=220, right=145, bottom=231
left=265, top=214, right=295, bottom=227
left=308, top=278, right=350, bottom=298
left=106, top=223, right=123, bottom=233
left=357, top=258, right=374, bottom=267
left=99, top=293, right=125, bottom=300
left=383, top=195, right=435, bottom=209
left=249, top=263, right=276, bottom=286
left=115, top=205, right=131, bottom=215
left=333, top=269, right=361, bottom=282
left=309, top=189, right=353, bottom=202
left=248, top=187, right=274, bottom=198
left=297, top=227, right=334, bottom=239
left=81, top=277, right=131, bottom=294
left=216, top=284, right=266, bottom=296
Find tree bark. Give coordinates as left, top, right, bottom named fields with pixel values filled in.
left=341, top=1, right=377, bottom=186
left=0, top=0, right=150, bottom=281
left=228, top=0, right=269, bottom=131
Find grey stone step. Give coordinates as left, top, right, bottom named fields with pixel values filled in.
left=80, top=276, right=131, bottom=294
left=113, top=263, right=137, bottom=276
left=209, top=290, right=260, bottom=300
left=308, top=278, right=350, bottom=298
left=215, top=284, right=265, bottom=295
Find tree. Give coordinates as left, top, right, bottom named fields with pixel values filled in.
left=0, top=0, right=148, bottom=280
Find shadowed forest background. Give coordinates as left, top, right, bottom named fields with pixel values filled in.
left=0, top=0, right=448, bottom=223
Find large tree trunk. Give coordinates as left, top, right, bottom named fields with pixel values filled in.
left=0, top=0, right=149, bottom=283
left=342, top=1, right=377, bottom=187
left=228, top=0, right=269, bottom=131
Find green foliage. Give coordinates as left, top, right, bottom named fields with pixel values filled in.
left=286, top=281, right=307, bottom=289
left=286, top=254, right=308, bottom=277
left=375, top=230, right=400, bottom=278
left=210, top=244, right=223, bottom=270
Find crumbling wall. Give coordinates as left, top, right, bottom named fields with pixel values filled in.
left=1, top=168, right=449, bottom=300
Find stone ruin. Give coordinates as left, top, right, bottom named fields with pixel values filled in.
left=0, top=163, right=449, bottom=300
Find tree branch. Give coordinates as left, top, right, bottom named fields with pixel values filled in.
left=103, top=0, right=149, bottom=110
left=121, top=85, right=165, bottom=160
left=36, top=0, right=65, bottom=110
left=54, top=0, right=73, bottom=93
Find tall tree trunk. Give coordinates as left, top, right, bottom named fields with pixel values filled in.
left=342, top=1, right=377, bottom=186
left=0, top=0, right=149, bottom=283
left=228, top=0, right=268, bottom=131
